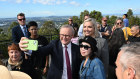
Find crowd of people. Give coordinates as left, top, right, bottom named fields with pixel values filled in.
left=0, top=12, right=140, bottom=79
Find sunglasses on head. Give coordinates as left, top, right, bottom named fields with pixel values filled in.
left=79, top=44, right=91, bottom=50
left=117, top=22, right=122, bottom=25
left=18, top=18, right=25, bottom=21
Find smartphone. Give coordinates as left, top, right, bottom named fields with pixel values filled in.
left=23, top=39, right=38, bottom=51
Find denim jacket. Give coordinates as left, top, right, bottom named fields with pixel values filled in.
left=79, top=58, right=106, bottom=79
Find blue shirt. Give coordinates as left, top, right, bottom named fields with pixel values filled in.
left=79, top=58, right=106, bottom=79
left=123, top=18, right=129, bottom=27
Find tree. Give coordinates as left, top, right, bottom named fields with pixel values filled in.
left=127, top=9, right=133, bottom=18
left=90, top=10, right=102, bottom=23
left=38, top=21, right=58, bottom=35
left=107, top=15, right=117, bottom=26
left=79, top=10, right=89, bottom=23
left=7, top=22, right=18, bottom=39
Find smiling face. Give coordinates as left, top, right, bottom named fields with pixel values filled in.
left=17, top=16, right=26, bottom=26
left=131, top=26, right=139, bottom=36
left=80, top=42, right=91, bottom=58
left=83, top=21, right=95, bottom=37
left=116, top=20, right=123, bottom=28
left=8, top=50, right=21, bottom=63
left=60, top=27, right=73, bottom=45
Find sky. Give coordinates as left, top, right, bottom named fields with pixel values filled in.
left=0, top=0, right=140, bottom=18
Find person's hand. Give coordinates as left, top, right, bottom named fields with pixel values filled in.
left=104, top=30, right=109, bottom=36
left=19, top=37, right=29, bottom=51
left=112, top=25, right=116, bottom=32
left=42, top=67, right=48, bottom=75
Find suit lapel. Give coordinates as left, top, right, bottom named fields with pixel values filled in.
left=71, top=43, right=76, bottom=72
left=58, top=41, right=64, bottom=69
left=18, top=25, right=24, bottom=37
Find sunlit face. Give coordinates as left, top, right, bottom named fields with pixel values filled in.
left=102, top=18, right=107, bottom=26
left=83, top=22, right=94, bottom=37
left=115, top=50, right=128, bottom=79
left=17, top=16, right=26, bottom=26
left=68, top=19, right=73, bottom=25
left=8, top=50, right=21, bottom=62
left=116, top=20, right=123, bottom=28
left=60, top=27, right=73, bottom=45
left=28, top=26, right=38, bottom=36
left=97, top=24, right=100, bottom=31
left=131, top=27, right=139, bottom=36
left=84, top=16, right=90, bottom=21
left=80, top=42, right=91, bottom=58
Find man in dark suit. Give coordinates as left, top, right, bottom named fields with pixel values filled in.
left=12, top=13, right=30, bottom=43
left=19, top=25, right=81, bottom=79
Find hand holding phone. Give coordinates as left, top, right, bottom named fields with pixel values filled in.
left=23, top=39, right=38, bottom=51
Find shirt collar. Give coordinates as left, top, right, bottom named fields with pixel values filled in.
left=20, top=25, right=26, bottom=29
left=62, top=42, right=71, bottom=48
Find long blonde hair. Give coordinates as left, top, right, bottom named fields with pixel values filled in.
left=83, top=18, right=100, bottom=38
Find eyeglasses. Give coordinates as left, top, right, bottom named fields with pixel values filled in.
left=79, top=44, right=91, bottom=50
left=18, top=18, right=25, bottom=21
left=60, top=34, right=71, bottom=38
left=117, top=22, right=122, bottom=25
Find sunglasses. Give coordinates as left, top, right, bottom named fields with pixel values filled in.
left=18, top=18, right=25, bottom=21
left=79, top=44, right=91, bottom=50
left=117, top=22, right=122, bottom=25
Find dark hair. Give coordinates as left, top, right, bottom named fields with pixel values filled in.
left=108, top=28, right=126, bottom=66
left=79, top=36, right=98, bottom=60
left=17, top=13, right=25, bottom=18
left=28, top=21, right=38, bottom=28
left=124, top=14, right=128, bottom=18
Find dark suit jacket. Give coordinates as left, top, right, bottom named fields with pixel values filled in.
left=12, top=25, right=30, bottom=43
left=39, top=39, right=81, bottom=79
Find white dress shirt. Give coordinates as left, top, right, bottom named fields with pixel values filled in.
left=20, top=25, right=27, bottom=36
left=61, top=43, right=72, bottom=79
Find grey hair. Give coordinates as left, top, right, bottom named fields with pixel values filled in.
left=60, top=24, right=74, bottom=35
left=120, top=42, right=140, bottom=77
left=83, top=18, right=100, bottom=38
left=131, top=25, right=140, bottom=30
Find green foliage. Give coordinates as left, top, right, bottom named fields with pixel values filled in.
left=72, top=16, right=80, bottom=26
left=107, top=15, right=118, bottom=27
left=127, top=9, right=133, bottom=18
left=0, top=28, right=3, bottom=33
left=6, top=22, right=19, bottom=40
left=90, top=10, right=103, bottom=23
left=38, top=21, right=59, bottom=35
left=80, top=10, right=89, bottom=23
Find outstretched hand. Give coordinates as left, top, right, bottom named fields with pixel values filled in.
left=19, top=37, right=29, bottom=51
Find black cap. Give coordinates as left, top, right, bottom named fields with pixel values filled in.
left=79, top=36, right=98, bottom=52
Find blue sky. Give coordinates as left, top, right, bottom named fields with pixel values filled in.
left=0, top=0, right=140, bottom=18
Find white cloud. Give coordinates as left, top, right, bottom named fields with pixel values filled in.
left=16, top=0, right=23, bottom=3
left=0, top=0, right=7, bottom=1
left=70, top=1, right=80, bottom=6
left=84, top=3, right=90, bottom=7
left=33, top=0, right=67, bottom=5
left=25, top=0, right=30, bottom=3
left=62, top=0, right=67, bottom=3
left=31, top=11, right=55, bottom=16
